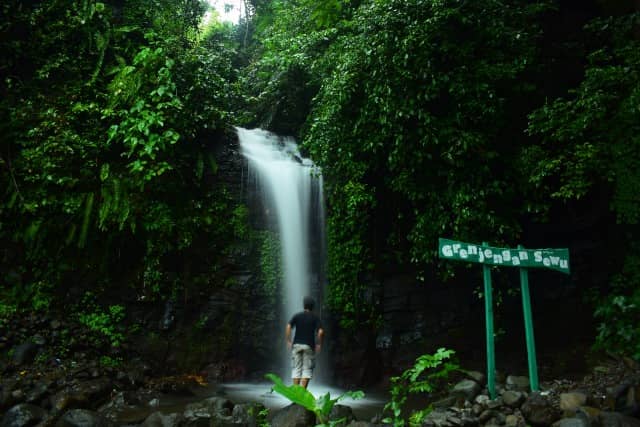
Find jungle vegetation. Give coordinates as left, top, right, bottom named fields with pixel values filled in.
left=1, top=0, right=639, bottom=360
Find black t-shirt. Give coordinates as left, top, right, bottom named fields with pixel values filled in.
left=289, top=311, right=322, bottom=347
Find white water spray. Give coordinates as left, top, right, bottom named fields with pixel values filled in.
left=237, top=127, right=326, bottom=376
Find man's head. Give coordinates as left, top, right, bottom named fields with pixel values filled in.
left=303, top=296, right=315, bottom=311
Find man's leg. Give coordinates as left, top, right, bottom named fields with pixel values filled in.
left=300, top=345, right=315, bottom=389
left=292, top=345, right=304, bottom=385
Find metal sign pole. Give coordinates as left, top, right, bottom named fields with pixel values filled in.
left=482, top=242, right=497, bottom=399
left=518, top=245, right=539, bottom=391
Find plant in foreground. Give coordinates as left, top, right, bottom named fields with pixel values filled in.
left=265, top=373, right=364, bottom=427
left=383, top=348, right=459, bottom=427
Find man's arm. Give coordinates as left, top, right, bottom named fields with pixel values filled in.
left=315, top=328, right=324, bottom=353
left=285, top=323, right=293, bottom=350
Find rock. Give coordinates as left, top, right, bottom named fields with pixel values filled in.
left=51, top=379, right=113, bottom=413
left=422, top=408, right=454, bottom=427
left=434, top=396, right=459, bottom=409
left=55, top=409, right=116, bottom=427
left=204, top=397, right=235, bottom=416
left=552, top=418, right=590, bottom=427
left=142, top=412, right=184, bottom=427
left=599, top=411, right=640, bottom=427
left=475, top=395, right=490, bottom=406
left=466, top=371, right=486, bottom=385
left=521, top=392, right=561, bottom=426
left=12, top=342, right=39, bottom=365
left=506, top=376, right=530, bottom=392
left=329, top=404, right=356, bottom=425
left=271, top=404, right=316, bottom=427
left=452, top=380, right=481, bottom=402
left=26, top=380, right=50, bottom=404
left=560, top=392, right=589, bottom=413
left=505, top=413, right=526, bottom=427
left=487, top=398, right=504, bottom=410
left=502, top=391, right=525, bottom=408
left=479, top=410, right=497, bottom=423
left=1, top=403, right=47, bottom=427
left=232, top=402, right=266, bottom=427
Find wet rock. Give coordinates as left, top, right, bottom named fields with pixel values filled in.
left=479, top=410, right=498, bottom=423
left=466, top=371, right=486, bottom=386
left=521, top=392, right=562, bottom=426
left=1, top=403, right=47, bottom=427
left=434, top=396, right=459, bottom=409
left=487, top=398, right=504, bottom=410
left=55, top=409, right=116, bottom=427
left=552, top=417, right=590, bottom=427
left=506, top=376, right=530, bottom=393
left=452, top=380, right=481, bottom=402
left=232, top=402, right=266, bottom=427
left=203, top=396, right=235, bottom=416
left=599, top=411, right=640, bottom=427
left=475, top=395, right=490, bottom=406
left=271, top=404, right=316, bottom=427
left=560, top=392, right=589, bottom=413
left=12, top=342, right=39, bottom=365
left=26, top=380, right=50, bottom=404
left=51, top=378, right=113, bottom=413
left=505, top=413, right=526, bottom=427
left=329, top=404, right=356, bottom=425
left=142, top=411, right=184, bottom=427
left=502, top=391, right=525, bottom=408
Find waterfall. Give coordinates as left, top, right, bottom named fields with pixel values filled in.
left=237, top=127, right=327, bottom=378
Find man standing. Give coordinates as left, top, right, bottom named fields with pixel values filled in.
left=285, top=296, right=324, bottom=388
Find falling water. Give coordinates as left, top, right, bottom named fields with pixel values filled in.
left=237, top=127, right=326, bottom=376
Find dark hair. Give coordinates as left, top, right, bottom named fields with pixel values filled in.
left=303, top=296, right=315, bottom=310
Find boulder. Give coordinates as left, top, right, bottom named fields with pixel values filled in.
left=1, top=403, right=47, bottom=427
left=328, top=404, right=356, bottom=426
left=599, top=411, right=640, bottom=427
left=452, top=380, right=481, bottom=402
left=506, top=376, right=530, bottom=393
left=521, top=392, right=561, bottom=426
left=12, top=342, right=39, bottom=366
left=552, top=417, right=590, bottom=427
left=502, top=391, right=525, bottom=408
left=560, top=392, right=589, bottom=413
left=141, top=412, right=184, bottom=427
left=232, top=402, right=267, bottom=427
left=271, top=404, right=316, bottom=427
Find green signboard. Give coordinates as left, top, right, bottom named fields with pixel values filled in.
left=438, top=237, right=571, bottom=399
left=439, top=238, right=570, bottom=274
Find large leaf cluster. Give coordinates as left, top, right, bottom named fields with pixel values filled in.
left=297, top=0, right=547, bottom=326
left=0, top=0, right=243, bottom=309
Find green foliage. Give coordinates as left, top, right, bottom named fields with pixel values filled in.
left=593, top=249, right=640, bottom=360
left=77, top=293, right=126, bottom=348
left=252, top=0, right=548, bottom=327
left=265, top=373, right=364, bottom=426
left=0, top=0, right=246, bottom=309
left=260, top=231, right=282, bottom=296
left=99, top=355, right=123, bottom=368
left=383, top=348, right=459, bottom=427
left=526, top=13, right=640, bottom=224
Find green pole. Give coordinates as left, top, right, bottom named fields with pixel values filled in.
left=482, top=242, right=496, bottom=399
left=519, top=245, right=539, bottom=391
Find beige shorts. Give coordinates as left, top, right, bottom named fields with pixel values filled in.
left=291, top=344, right=315, bottom=379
